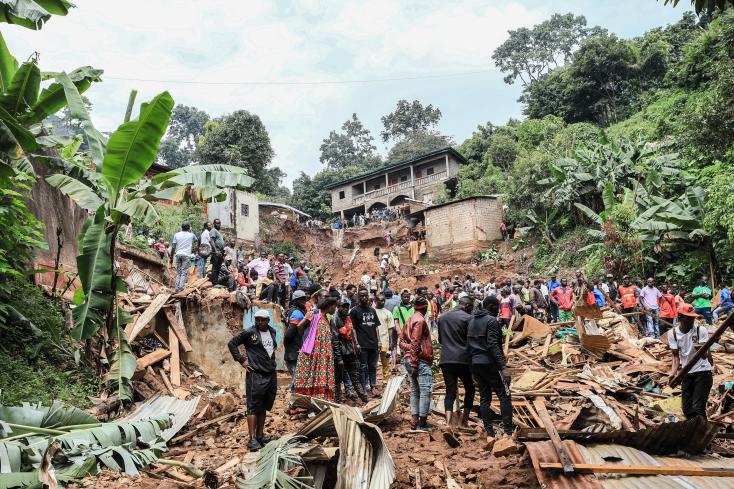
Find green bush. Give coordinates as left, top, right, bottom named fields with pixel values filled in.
left=267, top=240, right=300, bottom=260
left=0, top=278, right=96, bottom=407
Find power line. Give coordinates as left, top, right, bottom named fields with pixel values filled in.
left=104, top=69, right=495, bottom=86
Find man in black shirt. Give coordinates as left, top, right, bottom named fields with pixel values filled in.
left=227, top=309, right=277, bottom=451
left=208, top=218, right=226, bottom=286
left=468, top=295, right=513, bottom=446
left=350, top=288, right=381, bottom=397
left=438, top=296, right=475, bottom=446
left=331, top=301, right=369, bottom=403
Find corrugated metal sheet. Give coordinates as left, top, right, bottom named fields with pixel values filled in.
left=364, top=375, right=405, bottom=425
left=123, top=394, right=200, bottom=441
left=526, top=440, right=734, bottom=489
left=298, top=405, right=395, bottom=489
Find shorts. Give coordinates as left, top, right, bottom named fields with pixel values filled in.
left=245, top=370, right=277, bottom=414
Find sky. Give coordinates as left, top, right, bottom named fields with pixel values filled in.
left=5, top=0, right=688, bottom=188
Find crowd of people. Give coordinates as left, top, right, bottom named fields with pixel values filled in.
left=224, top=264, right=731, bottom=452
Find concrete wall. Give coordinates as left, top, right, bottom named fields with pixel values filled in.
left=424, top=196, right=502, bottom=259
left=28, top=158, right=87, bottom=289
left=182, top=302, right=246, bottom=393
left=207, top=190, right=259, bottom=243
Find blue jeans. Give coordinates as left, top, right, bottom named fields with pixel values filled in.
left=174, top=255, right=190, bottom=292
left=196, top=256, right=208, bottom=278
left=696, top=307, right=712, bottom=325
left=359, top=348, right=378, bottom=390
left=404, top=358, right=433, bottom=417
left=713, top=306, right=732, bottom=322
left=645, top=307, right=660, bottom=338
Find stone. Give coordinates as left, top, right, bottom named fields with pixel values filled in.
left=209, top=392, right=239, bottom=418
left=492, top=436, right=520, bottom=457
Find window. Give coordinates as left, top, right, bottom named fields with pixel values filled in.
left=400, top=175, right=408, bottom=182
left=427, top=167, right=434, bottom=175
left=415, top=170, right=422, bottom=178
left=240, top=203, right=249, bottom=216
left=339, top=190, right=345, bottom=199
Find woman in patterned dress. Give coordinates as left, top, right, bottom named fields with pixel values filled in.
left=293, top=297, right=337, bottom=401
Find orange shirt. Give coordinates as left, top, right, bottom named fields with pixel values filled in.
left=619, top=285, right=637, bottom=309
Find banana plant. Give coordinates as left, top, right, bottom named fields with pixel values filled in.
left=46, top=87, right=252, bottom=402
left=0, top=0, right=73, bottom=30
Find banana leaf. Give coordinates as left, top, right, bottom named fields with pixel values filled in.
left=0, top=107, right=38, bottom=152
left=45, top=174, right=102, bottom=212
left=102, top=91, right=173, bottom=200
left=71, top=211, right=113, bottom=340
left=0, top=33, right=18, bottom=93
left=0, top=401, right=97, bottom=438
left=56, top=71, right=105, bottom=165
left=21, top=66, right=103, bottom=126
left=0, top=61, right=40, bottom=115
left=0, top=0, right=72, bottom=30
left=103, top=324, right=136, bottom=403
left=235, top=435, right=314, bottom=489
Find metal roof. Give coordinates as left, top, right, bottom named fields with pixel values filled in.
left=298, top=405, right=395, bottom=489
left=408, top=194, right=501, bottom=217
left=123, top=394, right=200, bottom=441
left=323, top=147, right=467, bottom=190
left=526, top=440, right=734, bottom=489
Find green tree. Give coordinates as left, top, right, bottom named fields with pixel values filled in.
left=456, top=122, right=496, bottom=163
left=380, top=99, right=442, bottom=142
left=385, top=131, right=453, bottom=163
left=492, top=13, right=601, bottom=86
left=157, top=104, right=210, bottom=169
left=661, top=0, right=734, bottom=14
left=320, top=113, right=379, bottom=169
left=197, top=109, right=282, bottom=194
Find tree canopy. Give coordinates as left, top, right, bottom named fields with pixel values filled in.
left=319, top=113, right=380, bottom=169
left=157, top=104, right=210, bottom=169
left=380, top=99, right=442, bottom=142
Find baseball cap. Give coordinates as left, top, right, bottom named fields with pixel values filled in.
left=254, top=309, right=270, bottom=319
left=292, top=290, right=307, bottom=301
left=677, top=303, right=699, bottom=317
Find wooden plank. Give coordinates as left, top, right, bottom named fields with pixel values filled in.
left=541, top=334, right=553, bottom=358
left=136, top=348, right=171, bottom=370
left=169, top=326, right=180, bottom=387
left=533, top=397, right=575, bottom=474
left=158, top=367, right=176, bottom=397
left=126, top=293, right=171, bottom=342
left=164, top=302, right=192, bottom=352
left=539, top=462, right=734, bottom=477
left=170, top=410, right=245, bottom=444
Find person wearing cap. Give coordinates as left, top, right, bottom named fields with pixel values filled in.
left=399, top=296, right=433, bottom=431
left=227, top=309, right=277, bottom=451
left=668, top=302, right=713, bottom=419
left=350, top=288, right=381, bottom=397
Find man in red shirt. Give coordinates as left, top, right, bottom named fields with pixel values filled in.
left=659, top=283, right=677, bottom=336
left=399, top=297, right=433, bottom=432
left=550, top=278, right=575, bottom=322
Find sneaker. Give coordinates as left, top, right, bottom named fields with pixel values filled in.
left=247, top=438, right=262, bottom=451
left=346, top=390, right=358, bottom=400
left=360, top=393, right=370, bottom=403
left=416, top=424, right=430, bottom=432
left=257, top=436, right=274, bottom=445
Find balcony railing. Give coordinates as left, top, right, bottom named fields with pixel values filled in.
left=352, top=174, right=446, bottom=206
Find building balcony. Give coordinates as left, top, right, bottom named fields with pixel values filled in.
left=351, top=171, right=447, bottom=205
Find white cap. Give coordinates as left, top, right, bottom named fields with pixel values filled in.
left=254, top=309, right=270, bottom=319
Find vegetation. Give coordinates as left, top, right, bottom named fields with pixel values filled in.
left=451, top=9, right=734, bottom=283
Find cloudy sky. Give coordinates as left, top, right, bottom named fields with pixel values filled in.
left=6, top=1, right=686, bottom=187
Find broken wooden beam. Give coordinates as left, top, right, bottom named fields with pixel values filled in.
left=137, top=349, right=171, bottom=370
left=126, top=293, right=171, bottom=342
left=539, top=462, right=734, bottom=477
left=533, top=397, right=575, bottom=474
left=164, top=302, right=192, bottom=352
left=169, top=326, right=180, bottom=387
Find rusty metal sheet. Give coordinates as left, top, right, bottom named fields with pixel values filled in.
left=123, top=393, right=200, bottom=441
left=525, top=440, right=603, bottom=489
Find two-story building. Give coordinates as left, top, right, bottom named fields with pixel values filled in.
left=325, top=147, right=467, bottom=219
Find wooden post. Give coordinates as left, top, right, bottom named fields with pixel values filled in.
left=169, top=327, right=180, bottom=387
left=533, top=397, right=575, bottom=474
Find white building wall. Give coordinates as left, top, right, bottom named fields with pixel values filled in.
left=206, top=190, right=259, bottom=243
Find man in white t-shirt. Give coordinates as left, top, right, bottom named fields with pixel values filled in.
left=668, top=302, right=713, bottom=419
left=197, top=222, right=211, bottom=278
left=170, top=223, right=197, bottom=292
